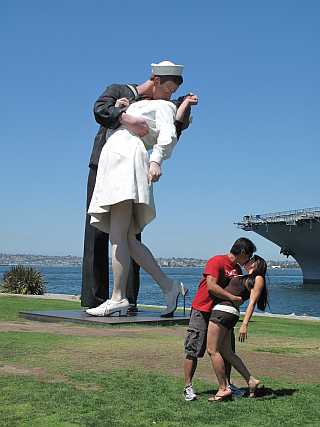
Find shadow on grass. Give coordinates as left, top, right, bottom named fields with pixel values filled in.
left=253, top=386, right=298, bottom=399
left=198, top=386, right=298, bottom=400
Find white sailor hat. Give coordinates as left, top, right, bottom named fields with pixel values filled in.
left=151, top=60, right=184, bottom=76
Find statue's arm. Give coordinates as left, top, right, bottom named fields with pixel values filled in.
left=94, top=84, right=124, bottom=129
left=149, top=102, right=177, bottom=166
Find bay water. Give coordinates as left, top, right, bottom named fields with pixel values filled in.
left=1, top=266, right=320, bottom=317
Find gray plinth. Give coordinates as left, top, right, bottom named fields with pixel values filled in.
left=19, top=309, right=190, bottom=326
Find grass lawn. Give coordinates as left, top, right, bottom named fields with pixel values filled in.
left=0, top=295, right=319, bottom=427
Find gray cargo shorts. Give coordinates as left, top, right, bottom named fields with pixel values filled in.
left=184, top=309, right=210, bottom=359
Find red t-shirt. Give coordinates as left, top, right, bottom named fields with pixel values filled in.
left=192, top=255, right=241, bottom=313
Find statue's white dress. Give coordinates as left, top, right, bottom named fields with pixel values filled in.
left=88, top=99, right=177, bottom=234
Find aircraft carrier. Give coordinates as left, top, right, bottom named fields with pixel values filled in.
left=236, top=207, right=320, bottom=284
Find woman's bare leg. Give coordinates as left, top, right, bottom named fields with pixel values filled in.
left=109, top=200, right=133, bottom=301
left=220, top=330, right=260, bottom=391
left=127, top=224, right=173, bottom=293
left=207, top=322, right=231, bottom=397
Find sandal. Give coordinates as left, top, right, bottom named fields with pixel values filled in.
left=249, top=381, right=263, bottom=398
left=208, top=392, right=232, bottom=402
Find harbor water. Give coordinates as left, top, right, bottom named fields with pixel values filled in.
left=1, top=266, right=320, bottom=318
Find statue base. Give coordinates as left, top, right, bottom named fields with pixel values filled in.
left=19, top=308, right=190, bottom=326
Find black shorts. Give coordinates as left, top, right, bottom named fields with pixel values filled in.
left=184, top=309, right=210, bottom=359
left=210, top=309, right=239, bottom=330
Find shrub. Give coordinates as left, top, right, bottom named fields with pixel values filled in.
left=1, top=265, right=46, bottom=295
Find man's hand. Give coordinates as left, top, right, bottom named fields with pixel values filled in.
left=148, top=161, right=162, bottom=183
left=120, top=113, right=149, bottom=137
left=231, top=295, right=242, bottom=307
left=238, top=324, right=248, bottom=342
left=115, top=97, right=130, bottom=109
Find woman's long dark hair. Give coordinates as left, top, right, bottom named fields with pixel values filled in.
left=246, top=255, right=269, bottom=311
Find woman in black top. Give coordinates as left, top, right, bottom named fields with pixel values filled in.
left=206, top=255, right=268, bottom=401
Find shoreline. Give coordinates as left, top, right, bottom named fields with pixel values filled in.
left=1, top=292, right=319, bottom=322
left=0, top=264, right=302, bottom=270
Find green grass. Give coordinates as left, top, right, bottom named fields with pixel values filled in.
left=0, top=330, right=180, bottom=377
left=0, top=295, right=320, bottom=426
left=0, top=295, right=80, bottom=321
left=238, top=315, right=320, bottom=339
left=0, top=372, right=319, bottom=427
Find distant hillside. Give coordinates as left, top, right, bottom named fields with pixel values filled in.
left=0, top=254, right=299, bottom=269
left=0, top=254, right=82, bottom=266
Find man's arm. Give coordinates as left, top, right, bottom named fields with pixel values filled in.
left=206, top=275, right=242, bottom=305
left=120, top=113, right=149, bottom=137
left=94, top=84, right=148, bottom=136
left=94, top=84, right=125, bottom=129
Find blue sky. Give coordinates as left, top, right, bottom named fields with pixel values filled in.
left=1, top=1, right=319, bottom=259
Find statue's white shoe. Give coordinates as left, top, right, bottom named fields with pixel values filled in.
left=86, top=298, right=129, bottom=317
left=161, top=281, right=188, bottom=317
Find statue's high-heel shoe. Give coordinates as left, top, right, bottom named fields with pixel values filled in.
left=161, top=281, right=189, bottom=318
left=86, top=298, right=129, bottom=317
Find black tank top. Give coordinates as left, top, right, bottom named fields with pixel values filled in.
left=216, top=276, right=251, bottom=307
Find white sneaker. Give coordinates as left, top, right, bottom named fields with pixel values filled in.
left=86, top=298, right=129, bottom=317
left=161, top=281, right=188, bottom=317
left=228, top=383, right=246, bottom=398
left=184, top=384, right=197, bottom=401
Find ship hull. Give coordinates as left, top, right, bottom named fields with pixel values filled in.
left=246, top=221, right=320, bottom=284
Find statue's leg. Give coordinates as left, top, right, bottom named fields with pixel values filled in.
left=81, top=167, right=108, bottom=308
left=125, top=233, right=141, bottom=308
left=127, top=223, right=187, bottom=315
left=127, top=224, right=173, bottom=293
left=109, top=200, right=133, bottom=301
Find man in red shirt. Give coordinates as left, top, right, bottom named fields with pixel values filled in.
left=183, top=237, right=256, bottom=401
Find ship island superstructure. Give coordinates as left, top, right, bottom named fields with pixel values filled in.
left=236, top=207, right=320, bottom=284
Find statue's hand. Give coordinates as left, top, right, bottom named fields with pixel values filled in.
left=148, top=161, right=162, bottom=183
left=115, top=97, right=130, bottom=109
left=120, top=114, right=149, bottom=137
left=183, top=93, right=199, bottom=106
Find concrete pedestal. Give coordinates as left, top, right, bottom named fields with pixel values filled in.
left=19, top=308, right=190, bottom=326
